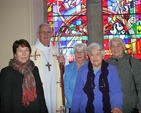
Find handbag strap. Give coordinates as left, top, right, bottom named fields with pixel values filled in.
left=129, top=56, right=138, bottom=94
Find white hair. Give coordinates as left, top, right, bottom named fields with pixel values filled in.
left=74, top=43, right=87, bottom=53
left=87, top=42, right=105, bottom=57
left=37, top=22, right=52, bottom=32
left=109, top=37, right=125, bottom=48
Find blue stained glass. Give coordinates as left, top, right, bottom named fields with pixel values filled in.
left=76, top=20, right=81, bottom=25
left=103, top=0, right=141, bottom=59
left=124, top=39, right=130, bottom=44
left=46, top=0, right=88, bottom=62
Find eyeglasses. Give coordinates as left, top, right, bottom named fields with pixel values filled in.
left=39, top=31, right=51, bottom=35
left=91, top=78, right=106, bottom=89
left=75, top=51, right=85, bottom=55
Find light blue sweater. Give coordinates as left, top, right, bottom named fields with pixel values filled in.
left=64, top=61, right=87, bottom=108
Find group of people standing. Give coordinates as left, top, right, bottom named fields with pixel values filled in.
left=0, top=23, right=141, bottom=113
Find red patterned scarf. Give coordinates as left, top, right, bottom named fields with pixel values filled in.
left=9, top=58, right=37, bottom=106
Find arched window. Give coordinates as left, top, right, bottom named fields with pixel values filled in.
left=103, top=0, right=141, bottom=59
left=45, top=0, right=88, bottom=62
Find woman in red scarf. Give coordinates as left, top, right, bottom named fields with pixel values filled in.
left=0, top=39, right=48, bottom=113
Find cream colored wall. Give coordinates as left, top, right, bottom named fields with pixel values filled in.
left=0, top=0, right=44, bottom=69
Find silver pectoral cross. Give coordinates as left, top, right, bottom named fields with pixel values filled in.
left=46, top=62, right=51, bottom=71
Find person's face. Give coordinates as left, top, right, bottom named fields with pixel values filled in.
left=110, top=40, right=124, bottom=58
left=37, top=25, right=52, bottom=46
left=14, top=46, right=30, bottom=64
left=89, top=49, right=103, bottom=69
left=75, top=49, right=86, bottom=62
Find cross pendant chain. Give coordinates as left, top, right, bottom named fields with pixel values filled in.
left=46, top=62, right=51, bottom=71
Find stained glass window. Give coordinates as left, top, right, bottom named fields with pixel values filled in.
left=45, top=0, right=88, bottom=62
left=102, top=0, right=141, bottom=59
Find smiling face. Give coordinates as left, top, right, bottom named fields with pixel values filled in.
left=14, top=46, right=30, bottom=64
left=110, top=40, right=124, bottom=58
left=89, top=49, right=103, bottom=69
left=75, top=49, right=86, bottom=62
left=37, top=25, right=52, bottom=46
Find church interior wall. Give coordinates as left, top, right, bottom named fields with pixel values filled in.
left=0, top=0, right=103, bottom=69
left=0, top=0, right=44, bottom=69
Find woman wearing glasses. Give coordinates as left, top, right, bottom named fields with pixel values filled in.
left=71, top=42, right=123, bottom=113
left=64, top=43, right=87, bottom=113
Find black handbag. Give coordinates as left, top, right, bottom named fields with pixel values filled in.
left=131, top=108, right=138, bottom=113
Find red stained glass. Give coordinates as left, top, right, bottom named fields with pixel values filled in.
left=45, top=0, right=88, bottom=62
left=103, top=0, right=141, bottom=59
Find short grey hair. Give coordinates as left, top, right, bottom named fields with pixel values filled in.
left=87, top=42, right=105, bottom=57
left=109, top=37, right=125, bottom=48
left=74, top=43, right=87, bottom=53
left=37, top=22, right=52, bottom=32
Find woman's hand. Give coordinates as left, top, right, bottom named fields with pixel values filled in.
left=111, top=107, right=122, bottom=113
left=55, top=54, right=65, bottom=64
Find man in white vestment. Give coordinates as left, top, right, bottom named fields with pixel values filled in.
left=30, top=23, right=68, bottom=113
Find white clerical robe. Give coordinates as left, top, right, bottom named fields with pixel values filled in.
left=31, top=41, right=65, bottom=113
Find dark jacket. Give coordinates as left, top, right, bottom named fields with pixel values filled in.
left=0, top=66, right=48, bottom=113
left=106, top=53, right=141, bottom=113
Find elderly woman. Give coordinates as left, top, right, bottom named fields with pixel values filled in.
left=64, top=43, right=87, bottom=112
left=71, top=42, right=123, bottom=113
left=107, top=37, right=141, bottom=113
left=0, top=39, right=48, bottom=113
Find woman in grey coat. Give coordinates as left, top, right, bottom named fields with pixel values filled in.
left=106, top=37, right=141, bottom=113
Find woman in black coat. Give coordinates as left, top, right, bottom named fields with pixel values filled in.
left=0, top=39, right=48, bottom=113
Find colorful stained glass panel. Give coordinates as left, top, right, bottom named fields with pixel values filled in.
left=102, top=0, right=141, bottom=59
left=46, top=0, right=88, bottom=62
